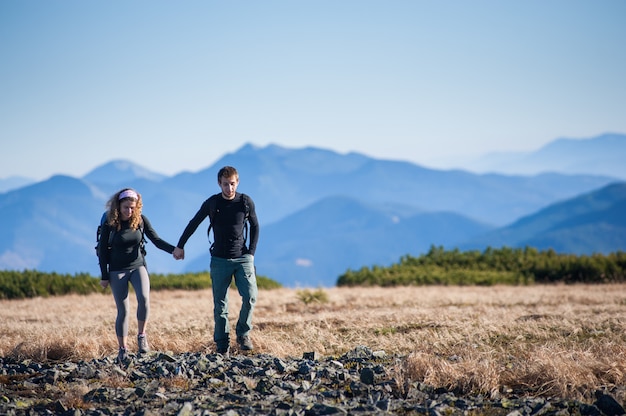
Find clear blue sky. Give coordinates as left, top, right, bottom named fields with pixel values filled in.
left=2, top=0, right=625, bottom=181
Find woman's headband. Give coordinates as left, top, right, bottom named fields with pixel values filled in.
left=118, top=190, right=138, bottom=200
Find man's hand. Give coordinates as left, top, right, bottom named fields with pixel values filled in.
left=173, top=247, right=185, bottom=260
left=100, top=280, right=109, bottom=289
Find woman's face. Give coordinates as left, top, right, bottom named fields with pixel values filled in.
left=119, top=199, right=137, bottom=221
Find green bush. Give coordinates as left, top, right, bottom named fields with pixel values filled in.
left=296, top=288, right=329, bottom=305
left=337, top=246, right=626, bottom=287
left=0, top=270, right=281, bottom=300
left=0, top=270, right=101, bottom=299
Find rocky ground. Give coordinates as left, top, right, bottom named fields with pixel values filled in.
left=1, top=346, right=624, bottom=415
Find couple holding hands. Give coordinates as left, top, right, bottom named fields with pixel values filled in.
left=98, top=166, right=259, bottom=363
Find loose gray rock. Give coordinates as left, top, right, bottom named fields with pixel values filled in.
left=0, top=347, right=621, bottom=415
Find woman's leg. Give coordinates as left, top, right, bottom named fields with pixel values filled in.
left=130, top=266, right=151, bottom=333
left=130, top=266, right=151, bottom=352
left=109, top=270, right=131, bottom=349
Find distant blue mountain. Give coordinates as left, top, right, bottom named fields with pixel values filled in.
left=0, top=176, right=35, bottom=193
left=0, top=175, right=103, bottom=271
left=469, top=133, right=626, bottom=179
left=258, top=197, right=494, bottom=286
left=0, top=142, right=623, bottom=287
left=461, top=182, right=626, bottom=255
left=83, top=160, right=167, bottom=187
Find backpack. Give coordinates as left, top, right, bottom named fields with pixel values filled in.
left=95, top=212, right=146, bottom=261
left=206, top=193, right=250, bottom=252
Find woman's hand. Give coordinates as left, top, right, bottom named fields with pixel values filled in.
left=173, top=247, right=185, bottom=260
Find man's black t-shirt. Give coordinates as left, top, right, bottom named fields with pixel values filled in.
left=176, top=192, right=259, bottom=259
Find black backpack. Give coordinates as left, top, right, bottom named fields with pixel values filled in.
left=206, top=193, right=250, bottom=252
left=95, top=212, right=146, bottom=261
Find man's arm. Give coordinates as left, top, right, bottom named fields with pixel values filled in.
left=176, top=199, right=212, bottom=249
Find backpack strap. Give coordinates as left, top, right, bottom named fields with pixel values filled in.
left=96, top=212, right=111, bottom=261
left=241, top=193, right=250, bottom=244
left=96, top=212, right=108, bottom=248
left=107, top=226, right=115, bottom=247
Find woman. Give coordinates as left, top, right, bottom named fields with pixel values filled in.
left=98, top=188, right=176, bottom=364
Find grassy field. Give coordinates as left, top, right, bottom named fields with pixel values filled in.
left=2, top=283, right=625, bottom=402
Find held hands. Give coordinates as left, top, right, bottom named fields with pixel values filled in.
left=173, top=247, right=185, bottom=260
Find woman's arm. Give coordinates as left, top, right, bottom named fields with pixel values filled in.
left=142, top=215, right=176, bottom=254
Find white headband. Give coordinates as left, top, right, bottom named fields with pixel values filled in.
left=119, top=190, right=138, bottom=200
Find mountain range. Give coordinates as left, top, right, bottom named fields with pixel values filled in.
left=1, top=133, right=625, bottom=287
left=467, top=132, right=626, bottom=179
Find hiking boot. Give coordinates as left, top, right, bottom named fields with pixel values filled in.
left=137, top=334, right=149, bottom=354
left=237, top=335, right=254, bottom=351
left=216, top=343, right=230, bottom=358
left=117, top=347, right=128, bottom=365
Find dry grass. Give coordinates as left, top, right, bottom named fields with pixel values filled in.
left=2, top=284, right=626, bottom=401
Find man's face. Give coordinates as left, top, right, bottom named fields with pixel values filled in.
left=219, top=174, right=239, bottom=200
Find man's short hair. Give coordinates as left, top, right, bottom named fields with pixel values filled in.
left=218, top=166, right=239, bottom=181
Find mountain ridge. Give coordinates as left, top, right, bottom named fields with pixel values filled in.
left=461, top=181, right=626, bottom=255
left=469, top=132, right=626, bottom=178
left=0, top=136, right=624, bottom=286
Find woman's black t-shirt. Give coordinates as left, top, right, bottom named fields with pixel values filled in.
left=99, top=215, right=175, bottom=280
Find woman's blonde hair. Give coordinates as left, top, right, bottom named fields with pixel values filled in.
left=105, top=188, right=143, bottom=231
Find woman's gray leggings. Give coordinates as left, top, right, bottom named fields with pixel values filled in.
left=108, top=266, right=150, bottom=337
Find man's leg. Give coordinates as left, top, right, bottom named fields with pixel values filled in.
left=210, top=256, right=234, bottom=353
left=234, top=254, right=258, bottom=350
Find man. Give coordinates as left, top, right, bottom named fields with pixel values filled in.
left=173, top=166, right=259, bottom=356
